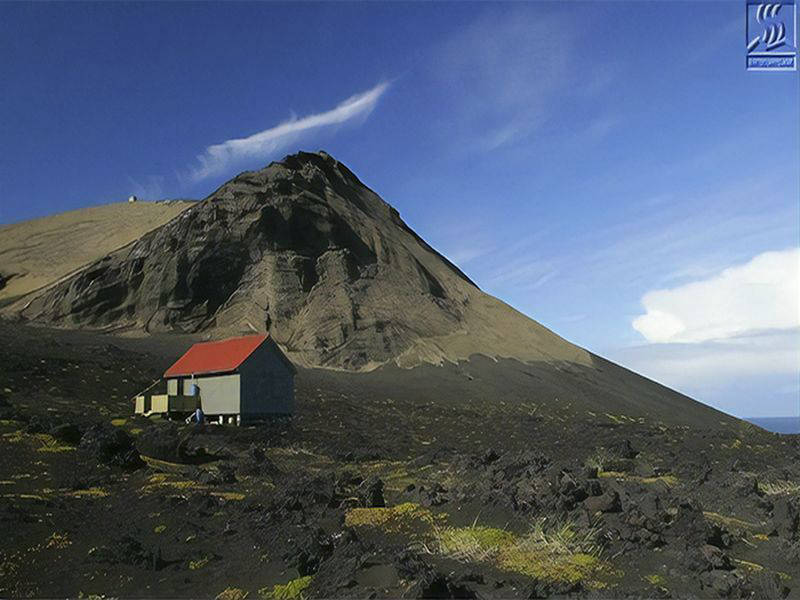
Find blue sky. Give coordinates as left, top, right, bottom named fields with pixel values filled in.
left=1, top=2, right=798, bottom=417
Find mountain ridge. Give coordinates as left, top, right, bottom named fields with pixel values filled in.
left=5, top=151, right=591, bottom=372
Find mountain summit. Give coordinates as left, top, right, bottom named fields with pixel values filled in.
left=11, top=151, right=590, bottom=371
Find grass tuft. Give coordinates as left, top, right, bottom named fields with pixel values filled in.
left=188, top=556, right=211, bottom=570
left=759, top=480, right=800, bottom=496
left=640, top=475, right=678, bottom=487
left=65, top=487, right=109, bottom=498
left=598, top=471, right=678, bottom=487
left=585, top=449, right=614, bottom=472
left=46, top=532, right=72, bottom=549
left=426, top=517, right=614, bottom=588
left=211, top=491, right=246, bottom=501
left=216, top=588, right=248, bottom=600
left=435, top=525, right=516, bottom=562
left=36, top=433, right=76, bottom=453
left=733, top=559, right=764, bottom=572
left=703, top=511, right=761, bottom=533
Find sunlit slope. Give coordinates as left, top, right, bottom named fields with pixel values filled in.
left=0, top=201, right=193, bottom=303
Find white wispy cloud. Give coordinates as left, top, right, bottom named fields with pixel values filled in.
left=189, top=82, right=390, bottom=182
left=633, top=248, right=800, bottom=343
left=572, top=173, right=799, bottom=294
left=428, top=8, right=618, bottom=153
left=430, top=10, right=569, bottom=151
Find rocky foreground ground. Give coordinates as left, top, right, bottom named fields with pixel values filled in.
left=0, top=323, right=799, bottom=599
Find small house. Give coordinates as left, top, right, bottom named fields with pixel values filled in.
left=136, top=334, right=296, bottom=424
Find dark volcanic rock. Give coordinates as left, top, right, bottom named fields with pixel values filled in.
left=197, top=463, right=237, bottom=485
left=356, top=475, right=385, bottom=508
left=583, top=490, right=621, bottom=513
left=136, top=423, right=186, bottom=462
left=771, top=497, right=799, bottom=539
left=89, top=535, right=155, bottom=568
left=751, top=571, right=791, bottom=599
left=79, top=424, right=143, bottom=469
left=237, top=444, right=281, bottom=478
left=24, top=415, right=48, bottom=434
left=733, top=474, right=761, bottom=497
left=401, top=482, right=449, bottom=507
left=49, top=422, right=82, bottom=445
left=700, top=544, right=733, bottom=570
left=609, top=439, right=639, bottom=459
left=699, top=569, right=744, bottom=597
left=666, top=500, right=708, bottom=546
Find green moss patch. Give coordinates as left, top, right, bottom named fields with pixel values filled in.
left=259, top=576, right=313, bottom=600
left=2, top=430, right=74, bottom=452
left=344, top=502, right=440, bottom=537
left=644, top=573, right=666, bottom=585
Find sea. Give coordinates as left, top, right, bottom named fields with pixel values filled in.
left=745, top=416, right=800, bottom=434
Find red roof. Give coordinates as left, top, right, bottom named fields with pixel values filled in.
left=164, top=334, right=269, bottom=378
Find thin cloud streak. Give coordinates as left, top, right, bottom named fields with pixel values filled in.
left=429, top=10, right=570, bottom=152
left=427, top=7, right=618, bottom=154
left=190, top=82, right=390, bottom=182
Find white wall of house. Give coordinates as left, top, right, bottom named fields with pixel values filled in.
left=195, top=373, right=240, bottom=415
left=166, top=373, right=241, bottom=415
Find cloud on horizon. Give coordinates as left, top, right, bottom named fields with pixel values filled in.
left=633, top=248, right=800, bottom=343
left=189, top=81, right=390, bottom=182
left=616, top=248, right=800, bottom=417
left=609, top=329, right=800, bottom=417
